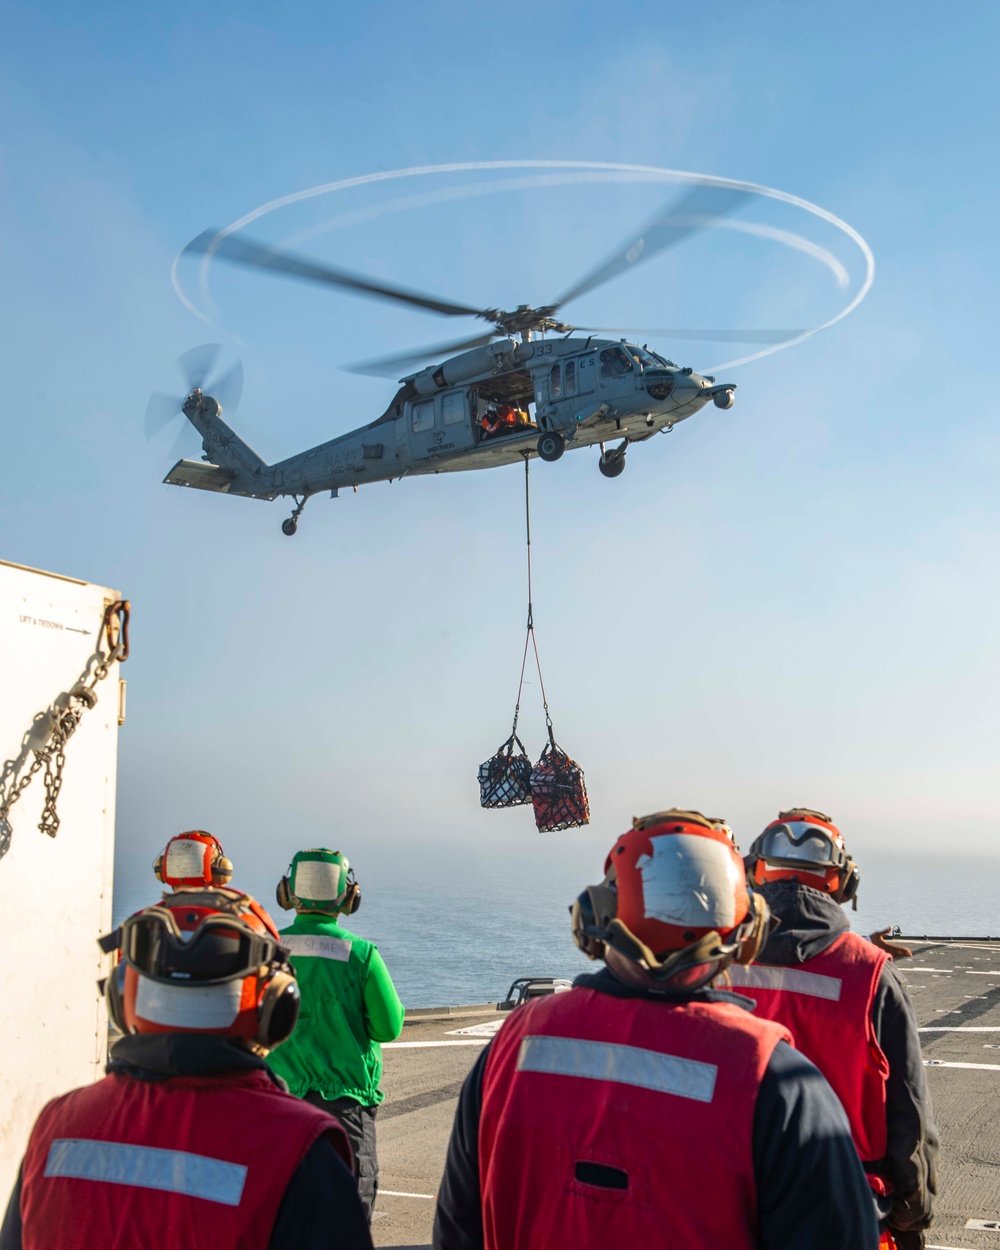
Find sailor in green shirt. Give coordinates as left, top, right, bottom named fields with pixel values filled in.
left=267, top=848, right=404, bottom=1222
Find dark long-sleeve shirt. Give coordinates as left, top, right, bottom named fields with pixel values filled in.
left=0, top=1034, right=373, bottom=1250
left=756, top=880, right=939, bottom=1236
left=434, top=971, right=879, bottom=1250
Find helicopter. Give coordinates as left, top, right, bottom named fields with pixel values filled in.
left=151, top=182, right=791, bottom=535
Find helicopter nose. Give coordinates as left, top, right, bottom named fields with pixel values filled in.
left=670, top=369, right=706, bottom=401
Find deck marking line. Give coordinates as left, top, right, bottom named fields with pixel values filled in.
left=966, top=1218, right=1000, bottom=1230
left=919, top=1027, right=1000, bottom=1032
left=924, top=1060, right=1000, bottom=1071
left=381, top=1189, right=437, bottom=1200
left=383, top=1039, right=491, bottom=1048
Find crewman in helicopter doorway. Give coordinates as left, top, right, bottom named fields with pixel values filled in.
left=267, top=849, right=404, bottom=1224
left=434, top=809, right=879, bottom=1250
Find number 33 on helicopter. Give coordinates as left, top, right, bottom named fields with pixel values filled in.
left=148, top=184, right=782, bottom=536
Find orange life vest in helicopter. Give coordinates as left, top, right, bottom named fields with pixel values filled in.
left=478, top=986, right=790, bottom=1250
left=20, top=1067, right=350, bottom=1250
left=728, top=931, right=890, bottom=1164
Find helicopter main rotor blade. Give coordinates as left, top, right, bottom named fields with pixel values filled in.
left=574, top=326, right=806, bottom=344
left=344, top=332, right=498, bottom=378
left=555, top=183, right=753, bottom=311
left=176, top=343, right=222, bottom=394
left=184, top=230, right=488, bottom=320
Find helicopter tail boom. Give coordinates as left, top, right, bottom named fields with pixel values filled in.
left=162, top=390, right=277, bottom=500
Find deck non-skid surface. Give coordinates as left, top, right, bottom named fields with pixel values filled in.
left=374, top=945, right=1000, bottom=1248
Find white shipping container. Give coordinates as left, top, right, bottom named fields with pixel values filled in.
left=0, top=560, right=123, bottom=1205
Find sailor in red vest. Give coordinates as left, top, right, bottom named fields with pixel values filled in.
left=732, top=808, right=938, bottom=1250
left=0, top=890, right=373, bottom=1250
left=433, top=808, right=878, bottom=1250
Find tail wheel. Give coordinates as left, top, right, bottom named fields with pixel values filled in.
left=537, top=431, right=565, bottom=462
left=599, top=452, right=626, bottom=478
left=281, top=518, right=298, bottom=536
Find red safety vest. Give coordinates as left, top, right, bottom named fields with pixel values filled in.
left=20, top=1066, right=351, bottom=1250
left=478, top=986, right=791, bottom=1250
left=728, top=931, right=890, bottom=1163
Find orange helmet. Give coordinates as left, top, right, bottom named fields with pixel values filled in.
left=101, top=889, right=298, bottom=1050
left=746, top=808, right=859, bottom=903
left=571, top=809, right=768, bottom=992
left=153, top=831, right=233, bottom=889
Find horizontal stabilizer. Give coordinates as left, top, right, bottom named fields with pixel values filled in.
left=163, top=460, right=236, bottom=493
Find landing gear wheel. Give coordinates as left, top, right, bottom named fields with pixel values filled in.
left=281, top=518, right=298, bottom=536
left=599, top=453, right=626, bottom=478
left=537, top=431, right=565, bottom=462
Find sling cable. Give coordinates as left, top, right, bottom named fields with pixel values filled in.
left=478, top=456, right=589, bottom=832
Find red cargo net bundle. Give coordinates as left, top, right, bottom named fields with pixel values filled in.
left=529, top=739, right=590, bottom=833
left=477, top=458, right=589, bottom=832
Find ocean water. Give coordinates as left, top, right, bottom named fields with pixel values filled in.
left=114, top=839, right=1000, bottom=1009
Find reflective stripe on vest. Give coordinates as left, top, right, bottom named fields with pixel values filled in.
left=44, top=1139, right=247, bottom=1206
left=728, top=964, right=842, bottom=1002
left=732, top=931, right=889, bottom=1161
left=516, top=1035, right=717, bottom=1102
left=20, top=1068, right=350, bottom=1250
left=479, top=987, right=791, bottom=1250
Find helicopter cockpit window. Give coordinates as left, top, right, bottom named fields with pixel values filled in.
left=627, top=345, right=667, bottom=369
left=412, top=399, right=435, bottom=432
left=442, top=391, right=466, bottom=426
left=564, top=360, right=577, bottom=396
left=549, top=364, right=562, bottom=398
left=599, top=347, right=634, bottom=379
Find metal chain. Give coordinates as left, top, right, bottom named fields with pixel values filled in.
left=0, top=600, right=129, bottom=855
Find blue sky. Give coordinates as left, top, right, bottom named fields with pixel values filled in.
left=2, top=0, right=999, bottom=900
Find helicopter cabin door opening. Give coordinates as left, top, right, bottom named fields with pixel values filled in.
left=474, top=370, right=536, bottom=443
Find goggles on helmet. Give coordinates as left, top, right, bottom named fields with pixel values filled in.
left=753, top=821, right=848, bottom=871
left=120, top=907, right=286, bottom=986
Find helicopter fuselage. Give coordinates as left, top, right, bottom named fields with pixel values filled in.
left=165, top=336, right=734, bottom=518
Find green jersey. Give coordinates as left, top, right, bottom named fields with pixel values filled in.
left=267, top=912, right=405, bottom=1105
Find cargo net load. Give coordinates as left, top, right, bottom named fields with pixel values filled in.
left=478, top=459, right=589, bottom=832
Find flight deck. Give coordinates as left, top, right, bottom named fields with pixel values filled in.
left=373, top=940, right=1000, bottom=1249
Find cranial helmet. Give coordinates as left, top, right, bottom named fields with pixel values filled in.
left=276, top=849, right=361, bottom=915
left=571, top=809, right=769, bottom=993
left=746, top=808, right=860, bottom=906
left=100, top=889, right=299, bottom=1050
left=153, top=831, right=233, bottom=890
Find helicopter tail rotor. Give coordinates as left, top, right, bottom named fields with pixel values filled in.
left=144, top=347, right=244, bottom=454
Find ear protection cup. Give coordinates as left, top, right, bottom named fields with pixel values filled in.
left=256, top=969, right=300, bottom=1048
left=211, top=855, right=234, bottom=887
left=104, top=962, right=129, bottom=1034
left=838, top=859, right=861, bottom=910
left=570, top=882, right=618, bottom=959
left=342, top=872, right=362, bottom=915
left=276, top=874, right=294, bottom=911
left=152, top=855, right=164, bottom=883
left=733, top=891, right=772, bottom=966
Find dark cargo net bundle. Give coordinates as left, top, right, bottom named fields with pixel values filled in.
left=478, top=458, right=589, bottom=831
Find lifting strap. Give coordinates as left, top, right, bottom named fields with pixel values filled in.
left=512, top=456, right=555, bottom=747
